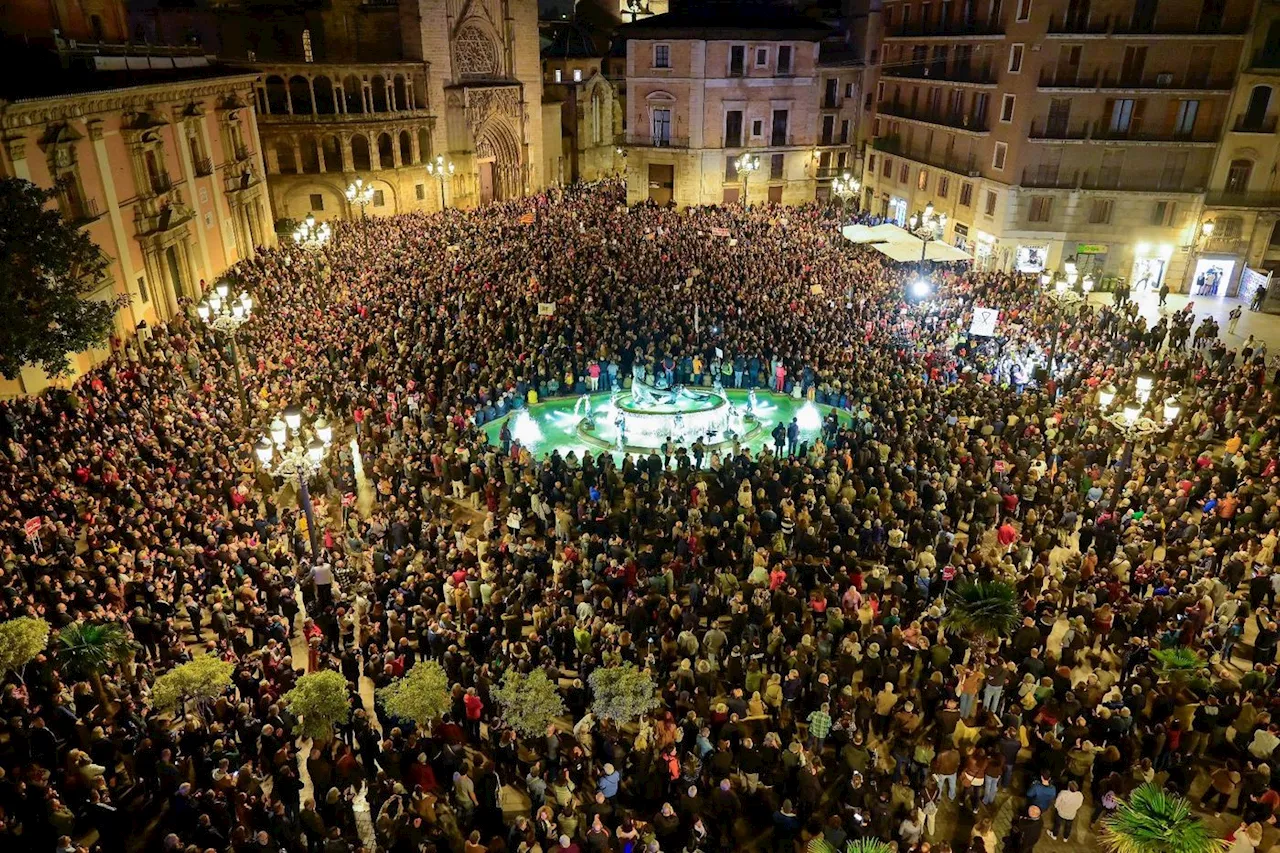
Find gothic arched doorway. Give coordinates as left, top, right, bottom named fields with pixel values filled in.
left=475, top=119, right=521, bottom=204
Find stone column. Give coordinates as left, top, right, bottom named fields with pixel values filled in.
left=308, top=77, right=317, bottom=114
left=341, top=136, right=354, bottom=172
left=291, top=136, right=303, bottom=174
left=316, top=135, right=326, bottom=173
left=410, top=129, right=421, bottom=165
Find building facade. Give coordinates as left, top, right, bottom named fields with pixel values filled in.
left=0, top=68, right=272, bottom=396
left=860, top=0, right=1252, bottom=292
left=618, top=2, right=833, bottom=207
left=542, top=24, right=623, bottom=184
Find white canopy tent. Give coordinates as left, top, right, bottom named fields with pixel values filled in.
left=839, top=222, right=973, bottom=263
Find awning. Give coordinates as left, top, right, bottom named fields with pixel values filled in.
left=841, top=222, right=973, bottom=263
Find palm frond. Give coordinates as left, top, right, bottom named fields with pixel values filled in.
left=52, top=621, right=133, bottom=679
left=845, top=841, right=895, bottom=853
left=942, top=580, right=1020, bottom=641
left=1150, top=647, right=1206, bottom=683
left=1100, top=783, right=1226, bottom=853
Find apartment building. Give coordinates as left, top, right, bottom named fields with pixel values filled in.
left=1198, top=0, right=1280, bottom=296
left=618, top=1, right=834, bottom=207
left=861, top=0, right=1251, bottom=292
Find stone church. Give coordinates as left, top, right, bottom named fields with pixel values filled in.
left=146, top=0, right=547, bottom=215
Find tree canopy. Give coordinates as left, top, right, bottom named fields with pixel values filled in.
left=151, top=656, right=235, bottom=713
left=942, top=580, right=1020, bottom=644
left=492, top=669, right=567, bottom=739
left=588, top=663, right=661, bottom=723
left=0, top=177, right=122, bottom=379
left=0, top=616, right=50, bottom=680
left=1100, top=783, right=1225, bottom=853
left=283, top=670, right=351, bottom=741
left=376, top=661, right=450, bottom=730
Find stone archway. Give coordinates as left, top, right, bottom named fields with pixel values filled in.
left=475, top=118, right=521, bottom=204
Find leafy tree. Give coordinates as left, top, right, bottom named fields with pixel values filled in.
left=1151, top=646, right=1205, bottom=688
left=0, top=178, right=124, bottom=379
left=1100, top=783, right=1225, bottom=853
left=493, top=669, right=567, bottom=740
left=151, top=656, right=235, bottom=714
left=52, top=621, right=134, bottom=709
left=0, top=616, right=50, bottom=682
left=283, top=670, right=351, bottom=742
left=376, top=661, right=450, bottom=731
left=942, top=580, right=1020, bottom=647
left=588, top=663, right=661, bottom=724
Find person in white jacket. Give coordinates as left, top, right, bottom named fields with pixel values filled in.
left=1051, top=780, right=1085, bottom=841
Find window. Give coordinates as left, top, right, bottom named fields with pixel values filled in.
left=310, top=193, right=324, bottom=210
left=726, top=156, right=739, bottom=181
left=137, top=276, right=149, bottom=303
left=821, top=114, right=835, bottom=144
left=1000, top=95, right=1015, bottom=124
left=416, top=184, right=425, bottom=200
left=868, top=154, right=877, bottom=173
left=992, top=141, right=1008, bottom=170
left=770, top=153, right=785, bottom=179
left=573, top=68, right=583, bottom=82
left=751, top=119, right=763, bottom=137
left=1088, top=198, right=1113, bottom=224
left=1159, top=151, right=1187, bottom=189
left=725, top=110, right=743, bottom=147
left=845, top=82, right=855, bottom=98
left=1016, top=0, right=1031, bottom=20
left=654, top=44, right=670, bottom=68
left=938, top=175, right=950, bottom=198
left=900, top=163, right=909, bottom=182
left=985, top=190, right=998, bottom=215
left=1008, top=44, right=1024, bottom=73
left=730, top=45, right=746, bottom=77
left=1217, top=215, right=1243, bottom=238
left=1226, top=159, right=1253, bottom=193
left=373, top=190, right=385, bottom=206
left=1028, top=195, right=1052, bottom=222
left=918, top=169, right=929, bottom=191
left=1174, top=99, right=1199, bottom=137
left=840, top=119, right=850, bottom=143
left=771, top=109, right=789, bottom=146
left=652, top=108, right=672, bottom=145
left=1269, top=220, right=1280, bottom=246
left=1109, top=99, right=1137, bottom=133
left=554, top=69, right=563, bottom=82
left=959, top=182, right=973, bottom=206
left=883, top=157, right=893, bottom=177
left=755, top=47, right=769, bottom=67
left=1151, top=200, right=1176, bottom=226
left=302, top=29, right=313, bottom=63
left=777, top=45, right=793, bottom=74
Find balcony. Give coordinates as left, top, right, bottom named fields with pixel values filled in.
left=233, top=144, right=251, bottom=163
left=1232, top=115, right=1279, bottom=134
left=1021, top=167, right=1080, bottom=189
left=871, top=137, right=979, bottom=176
left=1251, top=50, right=1280, bottom=71
left=881, top=66, right=998, bottom=86
left=1204, top=190, right=1280, bottom=207
left=1110, top=18, right=1248, bottom=37
left=1097, top=70, right=1233, bottom=92
left=360, top=0, right=398, bottom=7
left=624, top=134, right=692, bottom=148
left=1038, top=68, right=1101, bottom=89
left=1046, top=13, right=1112, bottom=36
left=224, top=164, right=262, bottom=195
left=1028, top=119, right=1091, bottom=141
left=258, top=107, right=436, bottom=125
left=815, top=166, right=854, bottom=179
left=193, top=155, right=213, bottom=177
left=877, top=101, right=989, bottom=134
left=822, top=96, right=840, bottom=109
left=1202, top=236, right=1250, bottom=254
left=1079, top=172, right=1203, bottom=193
left=150, top=173, right=174, bottom=195
left=882, top=21, right=1003, bottom=39
left=69, top=197, right=104, bottom=225
left=1090, top=121, right=1219, bottom=145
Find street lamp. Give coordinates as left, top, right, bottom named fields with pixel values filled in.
left=831, top=171, right=861, bottom=215
left=426, top=154, right=455, bottom=211
left=196, top=281, right=253, bottom=418
left=1095, top=378, right=1182, bottom=510
left=908, top=202, right=947, bottom=264
left=293, top=213, right=331, bottom=251
left=254, top=408, right=335, bottom=556
left=345, top=178, right=375, bottom=220
left=735, top=154, right=760, bottom=205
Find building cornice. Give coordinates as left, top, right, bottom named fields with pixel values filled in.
left=0, top=74, right=260, bottom=130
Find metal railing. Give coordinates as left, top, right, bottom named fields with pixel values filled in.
left=233, top=144, right=251, bottom=162
left=1233, top=115, right=1279, bottom=133
left=193, top=155, right=213, bottom=176
left=877, top=101, right=989, bottom=133
left=1046, top=13, right=1111, bottom=34
left=1111, top=18, right=1248, bottom=35
left=150, top=173, right=173, bottom=194
left=1090, top=121, right=1219, bottom=143
left=1098, top=70, right=1232, bottom=90
left=1020, top=167, right=1079, bottom=189
left=1080, top=172, right=1204, bottom=192
left=623, top=134, right=692, bottom=148
left=1028, top=119, right=1090, bottom=140
left=883, top=21, right=1003, bottom=38
left=881, top=66, right=998, bottom=85
left=1038, top=68, right=1100, bottom=88
left=1204, top=190, right=1280, bottom=207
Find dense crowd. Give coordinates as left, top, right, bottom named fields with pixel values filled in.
left=1, top=179, right=1279, bottom=853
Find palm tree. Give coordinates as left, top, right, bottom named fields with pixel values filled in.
left=942, top=580, right=1020, bottom=649
left=52, top=621, right=134, bottom=710
left=807, top=839, right=894, bottom=853
left=1100, top=783, right=1226, bottom=853
left=1150, top=646, right=1206, bottom=689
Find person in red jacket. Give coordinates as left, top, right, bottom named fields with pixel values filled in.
left=463, top=687, right=484, bottom=742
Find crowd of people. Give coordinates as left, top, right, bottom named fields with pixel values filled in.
left=1, top=178, right=1279, bottom=853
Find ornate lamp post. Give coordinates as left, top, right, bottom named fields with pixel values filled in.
left=195, top=281, right=253, bottom=417
left=426, top=154, right=455, bottom=211
left=1096, top=380, right=1182, bottom=511
left=293, top=213, right=331, bottom=251
left=735, top=153, right=760, bottom=205
left=254, top=406, right=334, bottom=556
left=345, top=178, right=375, bottom=220
left=831, top=171, right=861, bottom=218
left=908, top=202, right=947, bottom=264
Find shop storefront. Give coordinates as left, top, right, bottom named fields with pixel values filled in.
left=1075, top=243, right=1109, bottom=279
left=1130, top=243, right=1175, bottom=293
left=973, top=230, right=996, bottom=270
left=889, top=196, right=907, bottom=227
left=1015, top=245, right=1048, bottom=274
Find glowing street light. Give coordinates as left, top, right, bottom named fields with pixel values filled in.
left=426, top=154, right=455, bottom=211
left=293, top=213, right=331, bottom=250
left=255, top=408, right=335, bottom=555
left=345, top=178, right=375, bottom=219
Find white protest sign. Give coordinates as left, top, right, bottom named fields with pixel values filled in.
left=970, top=306, right=1000, bottom=337
left=537, top=302, right=556, bottom=317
